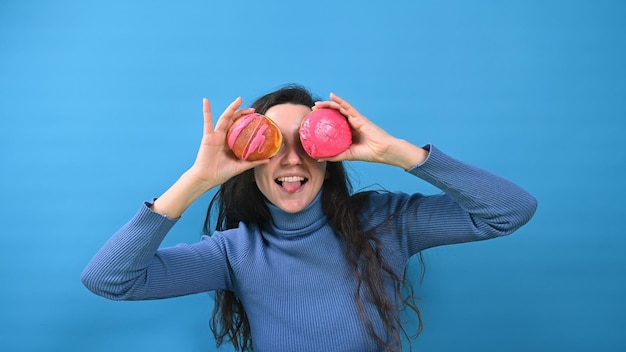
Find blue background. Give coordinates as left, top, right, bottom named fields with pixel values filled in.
left=1, top=0, right=625, bottom=351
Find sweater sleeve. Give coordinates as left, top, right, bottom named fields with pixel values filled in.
left=81, top=202, right=233, bottom=301
left=368, top=144, right=537, bottom=258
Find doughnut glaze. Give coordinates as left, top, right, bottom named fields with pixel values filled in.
left=299, top=108, right=352, bottom=159
left=227, top=113, right=283, bottom=161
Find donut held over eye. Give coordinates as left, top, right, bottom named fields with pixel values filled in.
left=299, top=108, right=352, bottom=159
left=227, top=113, right=283, bottom=161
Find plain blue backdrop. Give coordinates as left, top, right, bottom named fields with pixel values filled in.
left=1, top=0, right=624, bottom=351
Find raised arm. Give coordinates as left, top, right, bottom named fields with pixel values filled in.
left=315, top=93, right=537, bottom=255
left=82, top=98, right=267, bottom=300
left=152, top=98, right=268, bottom=219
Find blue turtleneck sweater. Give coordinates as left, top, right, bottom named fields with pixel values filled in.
left=81, top=145, right=537, bottom=351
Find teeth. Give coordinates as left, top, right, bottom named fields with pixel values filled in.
left=277, top=176, right=305, bottom=183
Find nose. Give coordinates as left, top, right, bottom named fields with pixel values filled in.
left=280, top=141, right=303, bottom=166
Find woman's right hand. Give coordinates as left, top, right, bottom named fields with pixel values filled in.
left=188, top=97, right=269, bottom=190
left=151, top=98, right=268, bottom=218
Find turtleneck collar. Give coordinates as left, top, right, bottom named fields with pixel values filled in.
left=264, top=190, right=327, bottom=238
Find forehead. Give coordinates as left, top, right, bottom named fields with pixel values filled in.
left=265, top=103, right=311, bottom=132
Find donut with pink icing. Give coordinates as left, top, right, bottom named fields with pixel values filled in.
left=299, top=108, right=352, bottom=159
left=227, top=113, right=283, bottom=161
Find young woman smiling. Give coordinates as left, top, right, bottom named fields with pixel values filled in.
left=82, top=85, right=537, bottom=351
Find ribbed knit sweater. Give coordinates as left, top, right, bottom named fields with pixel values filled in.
left=81, top=145, right=537, bottom=351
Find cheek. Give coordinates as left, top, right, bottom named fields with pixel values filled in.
left=253, top=168, right=271, bottom=199
left=253, top=167, right=264, bottom=184
left=316, top=162, right=329, bottom=180
left=254, top=164, right=276, bottom=189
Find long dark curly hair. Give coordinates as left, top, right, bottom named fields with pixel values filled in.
left=204, top=84, right=423, bottom=351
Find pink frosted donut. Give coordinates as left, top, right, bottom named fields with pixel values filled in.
left=299, top=108, right=352, bottom=159
left=227, top=113, right=283, bottom=161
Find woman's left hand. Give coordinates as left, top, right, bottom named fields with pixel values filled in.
left=313, top=93, right=428, bottom=169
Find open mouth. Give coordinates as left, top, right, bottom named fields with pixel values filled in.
left=275, top=176, right=308, bottom=193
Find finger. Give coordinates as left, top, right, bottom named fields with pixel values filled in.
left=313, top=101, right=342, bottom=111
left=241, top=158, right=271, bottom=168
left=317, top=148, right=354, bottom=163
left=202, top=98, right=214, bottom=135
left=329, top=93, right=360, bottom=117
left=232, top=158, right=271, bottom=175
left=233, top=107, right=255, bottom=119
left=218, top=106, right=255, bottom=134
left=214, top=97, right=243, bottom=132
left=225, top=96, right=243, bottom=114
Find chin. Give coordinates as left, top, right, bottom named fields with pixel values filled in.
left=275, top=198, right=312, bottom=214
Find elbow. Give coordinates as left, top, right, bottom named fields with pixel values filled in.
left=80, top=268, right=102, bottom=296
left=514, top=192, right=538, bottom=229
left=80, top=268, right=114, bottom=300
left=476, top=192, right=538, bottom=238
left=498, top=192, right=539, bottom=235
left=80, top=266, right=133, bottom=301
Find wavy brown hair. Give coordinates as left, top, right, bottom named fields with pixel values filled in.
left=204, top=84, right=423, bottom=351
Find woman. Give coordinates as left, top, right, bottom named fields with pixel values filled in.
left=82, top=85, right=537, bottom=351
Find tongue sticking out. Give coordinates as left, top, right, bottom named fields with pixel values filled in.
left=282, top=181, right=303, bottom=193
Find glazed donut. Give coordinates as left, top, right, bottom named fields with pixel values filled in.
left=227, top=113, right=283, bottom=161
left=299, top=108, right=352, bottom=159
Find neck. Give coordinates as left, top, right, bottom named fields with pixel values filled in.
left=265, top=191, right=326, bottom=237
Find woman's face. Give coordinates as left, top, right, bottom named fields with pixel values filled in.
left=254, top=103, right=327, bottom=213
